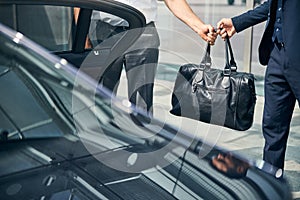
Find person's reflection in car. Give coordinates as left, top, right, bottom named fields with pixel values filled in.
left=211, top=152, right=250, bottom=179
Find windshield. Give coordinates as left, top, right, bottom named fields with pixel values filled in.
left=0, top=33, right=73, bottom=140
left=0, top=24, right=197, bottom=176
left=0, top=24, right=111, bottom=138
left=0, top=24, right=173, bottom=149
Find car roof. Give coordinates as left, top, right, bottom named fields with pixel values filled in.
left=0, top=0, right=146, bottom=29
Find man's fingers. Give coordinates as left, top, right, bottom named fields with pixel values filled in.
left=208, top=25, right=215, bottom=33
left=217, top=22, right=222, bottom=30
left=220, top=28, right=227, bottom=35
left=207, top=37, right=216, bottom=45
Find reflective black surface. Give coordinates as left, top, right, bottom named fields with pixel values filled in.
left=0, top=0, right=293, bottom=199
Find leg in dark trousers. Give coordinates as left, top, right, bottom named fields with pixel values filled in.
left=100, top=57, right=124, bottom=94
left=124, top=48, right=158, bottom=113
left=263, top=44, right=296, bottom=169
left=123, top=23, right=160, bottom=114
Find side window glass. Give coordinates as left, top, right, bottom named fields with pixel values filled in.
left=0, top=5, right=74, bottom=52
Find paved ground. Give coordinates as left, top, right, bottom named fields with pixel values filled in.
left=117, top=0, right=300, bottom=198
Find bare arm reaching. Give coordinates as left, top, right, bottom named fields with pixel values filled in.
left=163, top=0, right=217, bottom=45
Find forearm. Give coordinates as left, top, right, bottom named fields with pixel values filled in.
left=163, top=0, right=205, bottom=34
left=232, top=1, right=269, bottom=32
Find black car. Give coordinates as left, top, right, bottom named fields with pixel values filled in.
left=0, top=0, right=292, bottom=199
left=0, top=22, right=292, bottom=200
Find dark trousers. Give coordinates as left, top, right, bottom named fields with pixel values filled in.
left=97, top=22, right=160, bottom=113
left=263, top=42, right=298, bottom=169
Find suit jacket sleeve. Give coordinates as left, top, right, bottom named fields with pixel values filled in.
left=231, top=1, right=269, bottom=33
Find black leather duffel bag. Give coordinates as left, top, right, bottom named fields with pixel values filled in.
left=170, top=37, right=256, bottom=131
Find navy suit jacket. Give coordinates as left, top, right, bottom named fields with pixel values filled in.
left=231, top=0, right=300, bottom=67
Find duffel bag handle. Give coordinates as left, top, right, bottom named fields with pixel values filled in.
left=193, top=42, right=211, bottom=84
left=199, top=42, right=212, bottom=70
left=224, top=36, right=237, bottom=75
left=199, top=37, right=237, bottom=73
left=193, top=43, right=211, bottom=85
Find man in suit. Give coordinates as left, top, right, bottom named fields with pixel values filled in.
left=216, top=0, right=300, bottom=174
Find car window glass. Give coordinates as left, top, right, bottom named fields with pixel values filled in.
left=0, top=5, right=73, bottom=52
left=0, top=5, right=131, bottom=52
left=0, top=28, right=140, bottom=146
left=0, top=33, right=70, bottom=140
left=0, top=59, right=64, bottom=140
